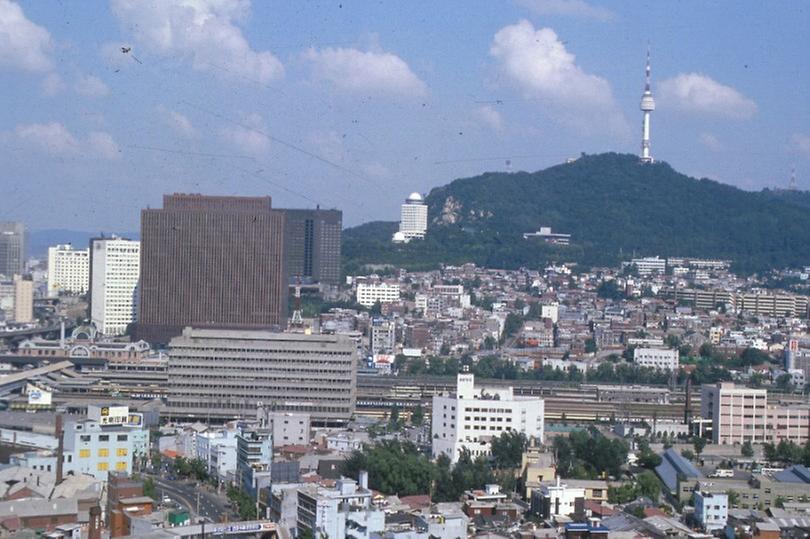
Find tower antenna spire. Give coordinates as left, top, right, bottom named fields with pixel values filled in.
left=789, top=166, right=797, bottom=191
left=639, top=44, right=656, bottom=164
left=645, top=45, right=651, bottom=92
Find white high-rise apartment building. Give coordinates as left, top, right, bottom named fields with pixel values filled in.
left=47, top=244, right=90, bottom=297
left=392, top=192, right=427, bottom=243
left=90, top=237, right=140, bottom=336
left=432, top=374, right=544, bottom=463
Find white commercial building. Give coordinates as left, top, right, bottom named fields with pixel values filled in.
left=694, top=490, right=728, bottom=532
left=257, top=410, right=311, bottom=448
left=297, top=473, right=384, bottom=539
left=533, top=477, right=585, bottom=518
left=195, top=430, right=239, bottom=481
left=356, top=282, right=400, bottom=307
left=633, top=348, right=679, bottom=371
left=47, top=244, right=90, bottom=297
left=90, top=237, right=140, bottom=336
left=627, top=256, right=666, bottom=276
left=392, top=192, right=427, bottom=243
left=432, top=374, right=544, bottom=463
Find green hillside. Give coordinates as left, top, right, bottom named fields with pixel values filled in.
left=343, top=153, right=810, bottom=273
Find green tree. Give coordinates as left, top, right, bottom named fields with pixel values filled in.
left=726, top=489, right=740, bottom=507
left=636, top=439, right=663, bottom=469
left=693, top=436, right=707, bottom=457
left=490, top=431, right=528, bottom=470
left=681, top=449, right=695, bottom=461
left=636, top=470, right=661, bottom=501
left=411, top=404, right=424, bottom=427
left=597, top=280, right=624, bottom=300
left=143, top=477, right=156, bottom=500
left=740, top=347, right=771, bottom=366
left=741, top=441, right=754, bottom=458
left=776, top=373, right=794, bottom=392
left=584, top=338, right=597, bottom=354
left=341, top=440, right=435, bottom=496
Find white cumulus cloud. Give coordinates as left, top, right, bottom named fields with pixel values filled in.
left=110, top=0, right=283, bottom=83
left=16, top=122, right=79, bottom=155
left=13, top=122, right=120, bottom=160
left=304, top=46, right=426, bottom=97
left=41, top=73, right=66, bottom=96
left=516, top=0, right=614, bottom=21
left=699, top=132, right=722, bottom=151
left=221, top=113, right=271, bottom=157
left=792, top=134, right=810, bottom=158
left=489, top=20, right=625, bottom=134
left=0, top=0, right=52, bottom=72
left=87, top=131, right=120, bottom=159
left=164, top=109, right=198, bottom=138
left=74, top=74, right=109, bottom=97
left=659, top=73, right=757, bottom=119
left=475, top=105, right=504, bottom=133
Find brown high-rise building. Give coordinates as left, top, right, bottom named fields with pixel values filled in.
left=137, top=194, right=287, bottom=344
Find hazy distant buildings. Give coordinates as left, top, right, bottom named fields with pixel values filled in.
left=166, top=328, right=357, bottom=425
left=0, top=222, right=25, bottom=278
left=633, top=347, right=679, bottom=371
left=522, top=227, right=571, bottom=245
left=90, top=236, right=141, bottom=336
left=627, top=256, right=666, bottom=276
left=284, top=209, right=341, bottom=285
left=137, top=194, right=287, bottom=344
left=392, top=192, right=427, bottom=243
left=47, top=244, right=89, bottom=297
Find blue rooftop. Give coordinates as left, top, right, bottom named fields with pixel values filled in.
left=655, top=447, right=703, bottom=492
left=774, top=465, right=810, bottom=483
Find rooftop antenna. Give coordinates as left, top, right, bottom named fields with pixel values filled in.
left=789, top=166, right=798, bottom=191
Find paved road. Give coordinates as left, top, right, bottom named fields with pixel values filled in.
left=150, top=476, right=233, bottom=522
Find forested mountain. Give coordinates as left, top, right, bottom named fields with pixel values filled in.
left=344, top=153, right=810, bottom=273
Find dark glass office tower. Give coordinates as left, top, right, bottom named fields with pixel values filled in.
left=283, top=209, right=342, bottom=285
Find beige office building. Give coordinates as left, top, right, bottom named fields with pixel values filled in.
left=701, top=382, right=810, bottom=445
left=13, top=275, right=33, bottom=323
left=167, top=328, right=357, bottom=425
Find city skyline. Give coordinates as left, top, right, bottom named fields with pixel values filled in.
left=1, top=1, right=809, bottom=232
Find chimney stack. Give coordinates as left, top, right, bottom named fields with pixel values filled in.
left=55, top=414, right=64, bottom=485
left=88, top=505, right=102, bottom=539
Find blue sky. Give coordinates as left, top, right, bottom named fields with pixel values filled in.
left=1, top=0, right=809, bottom=231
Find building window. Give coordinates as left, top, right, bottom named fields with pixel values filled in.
left=98, top=448, right=109, bottom=457
left=115, top=461, right=128, bottom=471
left=99, top=435, right=109, bottom=442
left=79, top=449, right=91, bottom=458
left=117, top=435, right=128, bottom=441
left=117, top=448, right=128, bottom=457
left=97, top=462, right=109, bottom=471
left=80, top=435, right=91, bottom=442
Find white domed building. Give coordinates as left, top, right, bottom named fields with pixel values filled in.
left=393, top=192, right=428, bottom=243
